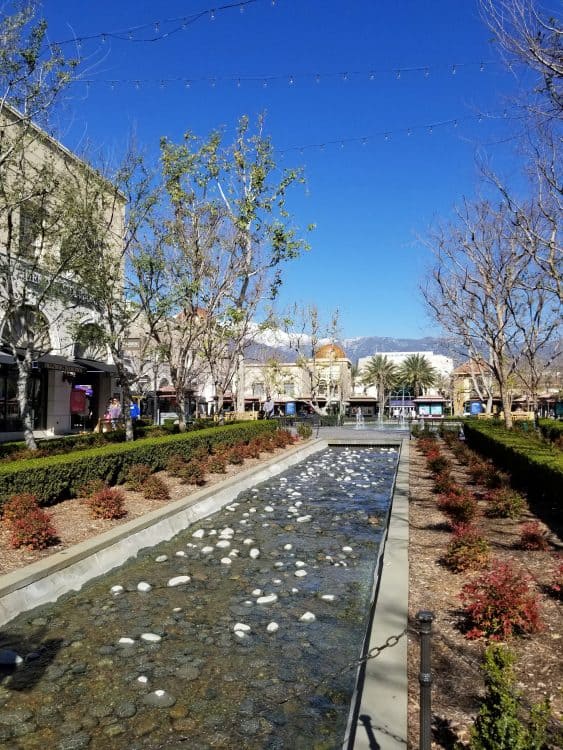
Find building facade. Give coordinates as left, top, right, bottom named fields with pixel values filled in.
left=0, top=105, right=124, bottom=439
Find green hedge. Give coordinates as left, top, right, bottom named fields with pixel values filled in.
left=0, top=421, right=277, bottom=507
left=463, top=420, right=563, bottom=506
left=538, top=420, right=563, bottom=445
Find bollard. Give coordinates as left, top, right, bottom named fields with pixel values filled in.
left=417, top=610, right=435, bottom=750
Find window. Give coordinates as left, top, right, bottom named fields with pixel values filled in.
left=252, top=382, right=265, bottom=398
left=318, top=379, right=327, bottom=396
left=19, top=202, right=46, bottom=258
left=283, top=381, right=295, bottom=397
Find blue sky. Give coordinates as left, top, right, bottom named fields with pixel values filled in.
left=41, top=0, right=530, bottom=338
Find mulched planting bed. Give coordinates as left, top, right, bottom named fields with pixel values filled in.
left=407, top=435, right=562, bottom=749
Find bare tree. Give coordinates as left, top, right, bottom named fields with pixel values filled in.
left=480, top=0, right=562, bottom=117
left=422, top=199, right=554, bottom=429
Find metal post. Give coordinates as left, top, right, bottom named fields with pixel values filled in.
left=417, top=610, right=435, bottom=750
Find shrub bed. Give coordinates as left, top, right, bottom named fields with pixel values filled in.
left=0, top=421, right=277, bottom=508
left=463, top=421, right=563, bottom=506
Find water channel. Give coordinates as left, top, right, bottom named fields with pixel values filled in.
left=0, top=445, right=399, bottom=750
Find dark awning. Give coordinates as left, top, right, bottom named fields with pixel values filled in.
left=0, top=351, right=16, bottom=366
left=35, top=354, right=87, bottom=373
left=74, top=358, right=119, bottom=375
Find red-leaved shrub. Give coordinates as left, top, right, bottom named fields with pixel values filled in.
left=519, top=521, right=549, bottom=551
left=427, top=453, right=451, bottom=475
left=442, top=523, right=490, bottom=573
left=10, top=509, right=58, bottom=550
left=433, top=471, right=457, bottom=495
left=179, top=461, right=206, bottom=485
left=460, top=560, right=543, bottom=640
left=547, top=560, right=563, bottom=600
left=86, top=487, right=127, bottom=520
left=125, top=463, right=152, bottom=490
left=207, top=454, right=227, bottom=474
left=166, top=454, right=187, bottom=476
left=437, top=490, right=479, bottom=523
left=484, top=488, right=526, bottom=520
left=1, top=493, right=40, bottom=522
left=78, top=478, right=108, bottom=498
left=226, top=445, right=246, bottom=464
left=142, top=475, right=170, bottom=501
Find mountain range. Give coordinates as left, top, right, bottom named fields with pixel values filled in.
left=247, top=330, right=462, bottom=365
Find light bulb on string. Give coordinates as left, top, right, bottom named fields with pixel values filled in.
left=128, top=31, right=133, bottom=40
left=340, top=141, right=344, bottom=149
left=236, top=78, right=241, bottom=88
left=154, top=22, right=160, bottom=33
left=134, top=80, right=140, bottom=90
left=361, top=137, right=368, bottom=146
left=453, top=119, right=458, bottom=128
left=240, top=5, right=244, bottom=12
left=384, top=133, right=390, bottom=142
left=424, top=68, right=430, bottom=78
left=185, top=79, right=191, bottom=89
left=101, top=33, right=106, bottom=43
left=428, top=126, right=433, bottom=135
left=263, top=79, right=268, bottom=88
left=210, top=78, right=216, bottom=88
left=342, top=72, right=348, bottom=82
left=110, top=80, right=116, bottom=90
left=369, top=71, right=375, bottom=81
left=480, top=62, right=485, bottom=72
left=160, top=80, right=166, bottom=89
left=407, top=128, right=412, bottom=137
left=289, top=75, right=294, bottom=85
left=396, top=70, right=401, bottom=80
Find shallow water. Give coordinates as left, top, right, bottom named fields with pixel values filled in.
left=0, top=446, right=398, bottom=750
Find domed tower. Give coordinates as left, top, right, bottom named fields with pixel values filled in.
left=314, top=343, right=347, bottom=360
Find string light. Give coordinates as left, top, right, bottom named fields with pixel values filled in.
left=210, top=9, right=216, bottom=21
left=74, top=60, right=500, bottom=91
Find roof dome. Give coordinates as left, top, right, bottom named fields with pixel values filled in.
left=315, top=343, right=346, bottom=359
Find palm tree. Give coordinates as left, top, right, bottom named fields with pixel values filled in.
left=397, top=354, right=437, bottom=397
left=361, top=355, right=398, bottom=418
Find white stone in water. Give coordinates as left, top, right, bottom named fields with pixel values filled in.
left=0, top=649, right=23, bottom=666
left=256, top=593, right=278, bottom=605
left=137, top=675, right=148, bottom=684
left=216, top=540, right=230, bottom=549
left=243, top=538, right=254, bottom=545
left=243, top=512, right=250, bottom=517
left=274, top=562, right=284, bottom=568
left=229, top=549, right=239, bottom=557
left=186, top=543, right=196, bottom=549
left=233, top=622, right=251, bottom=633
left=141, top=633, right=162, bottom=643
left=175, top=550, right=186, bottom=557
left=192, top=529, right=205, bottom=539
left=273, top=579, right=282, bottom=585
left=262, top=523, right=270, bottom=527
left=342, top=546, right=353, bottom=553
left=239, top=520, right=248, bottom=525
left=249, top=508, right=257, bottom=513
left=137, top=582, right=152, bottom=592
left=252, top=588, right=263, bottom=597
left=266, top=622, right=279, bottom=633
left=208, top=529, right=217, bottom=536
left=295, top=500, right=303, bottom=507
left=283, top=544, right=293, bottom=551
left=143, top=689, right=176, bottom=708
left=234, top=630, right=248, bottom=639
left=249, top=548, right=260, bottom=559
left=118, top=637, right=135, bottom=645
left=167, top=576, right=191, bottom=587
left=295, top=561, right=306, bottom=568
left=201, top=546, right=214, bottom=554
left=155, top=555, right=168, bottom=563
left=292, top=492, right=302, bottom=497
left=220, top=557, right=232, bottom=565
left=300, top=611, right=316, bottom=623
left=296, top=515, right=311, bottom=523
left=264, top=505, right=274, bottom=512
left=321, top=594, right=335, bottom=602
left=294, top=570, right=307, bottom=578
left=110, top=585, right=124, bottom=595
left=220, top=527, right=234, bottom=536
left=291, top=588, right=299, bottom=594
left=172, top=607, right=182, bottom=613
left=251, top=488, right=259, bottom=493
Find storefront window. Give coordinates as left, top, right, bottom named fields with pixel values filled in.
left=0, top=369, right=46, bottom=431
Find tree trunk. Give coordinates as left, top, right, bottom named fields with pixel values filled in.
left=114, top=361, right=135, bottom=442
left=499, top=386, right=513, bottom=430
left=236, top=356, right=245, bottom=413
left=176, top=387, right=187, bottom=432
left=16, top=360, right=38, bottom=450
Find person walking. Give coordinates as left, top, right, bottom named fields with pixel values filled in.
left=108, top=397, right=122, bottom=430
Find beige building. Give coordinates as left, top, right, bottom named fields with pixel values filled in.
left=240, top=343, right=353, bottom=415
left=0, top=105, right=125, bottom=438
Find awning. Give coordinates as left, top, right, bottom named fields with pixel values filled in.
left=35, top=354, right=86, bottom=373
left=0, top=351, right=16, bottom=366
left=74, top=358, right=119, bottom=375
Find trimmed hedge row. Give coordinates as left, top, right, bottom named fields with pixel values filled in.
left=0, top=421, right=277, bottom=507
left=0, top=419, right=222, bottom=460
left=538, top=419, right=563, bottom=445
left=463, top=420, right=563, bottom=506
